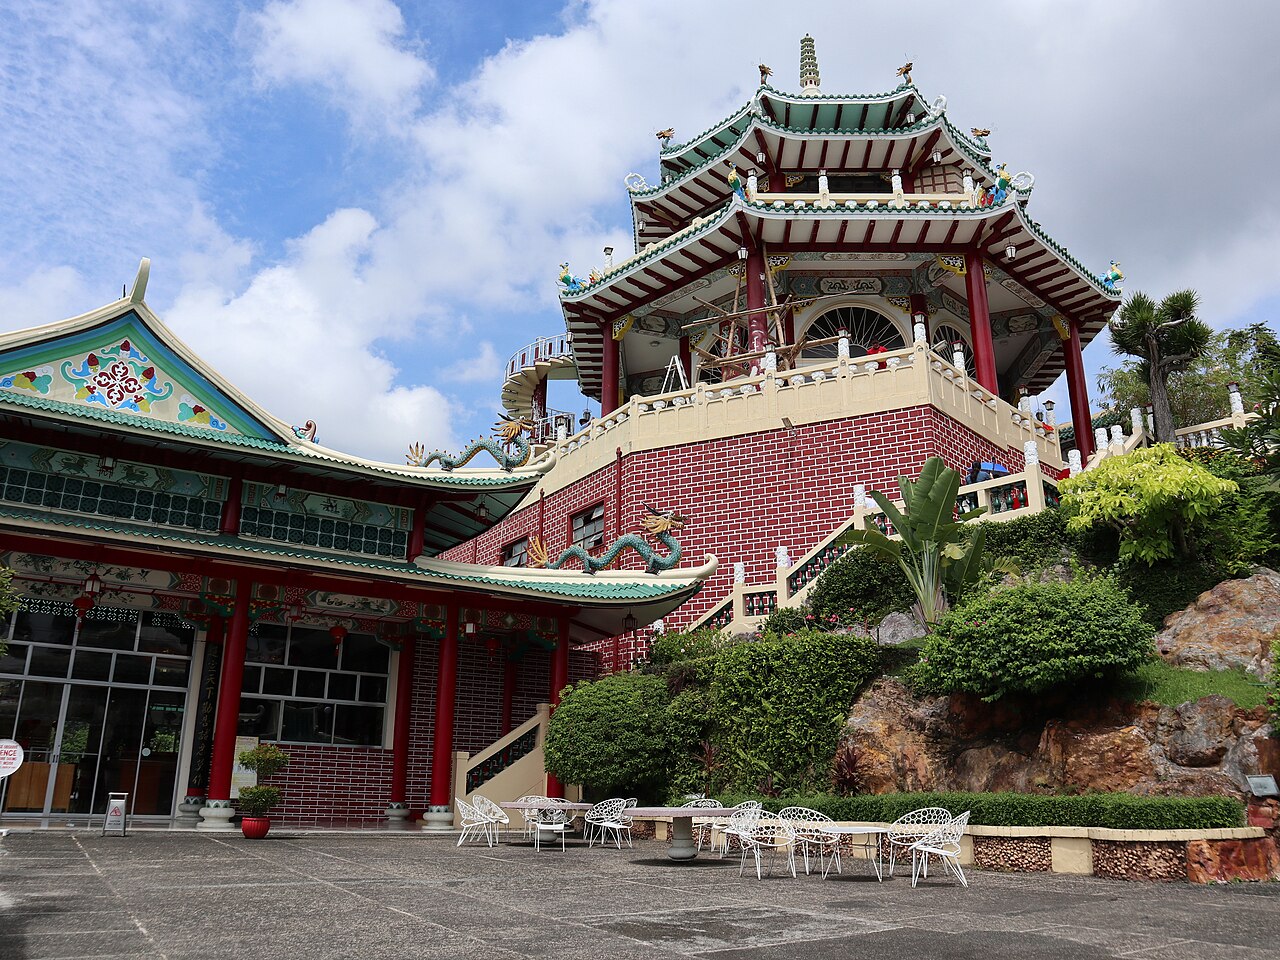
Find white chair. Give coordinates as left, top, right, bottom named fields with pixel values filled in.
left=738, top=817, right=798, bottom=880
left=717, top=802, right=763, bottom=858
left=455, top=797, right=495, bottom=848
left=778, top=806, right=840, bottom=876
left=683, top=797, right=722, bottom=851
left=532, top=803, right=571, bottom=852
left=470, top=794, right=510, bottom=845
left=910, top=811, right=970, bottom=888
left=886, top=806, right=953, bottom=876
left=584, top=798, right=631, bottom=849
left=513, top=795, right=548, bottom=841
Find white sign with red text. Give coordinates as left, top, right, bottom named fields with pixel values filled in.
left=0, top=740, right=23, bottom=779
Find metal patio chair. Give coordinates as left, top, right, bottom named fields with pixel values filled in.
left=738, top=817, right=798, bottom=880
left=584, top=798, right=631, bottom=849
left=910, top=811, right=970, bottom=888
left=885, top=806, right=953, bottom=876
left=778, top=806, right=840, bottom=876
left=455, top=797, right=495, bottom=848
left=470, top=794, right=510, bottom=846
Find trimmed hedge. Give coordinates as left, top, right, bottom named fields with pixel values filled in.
left=715, top=791, right=1245, bottom=831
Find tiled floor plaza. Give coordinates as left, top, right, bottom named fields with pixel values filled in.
left=1, top=832, right=1277, bottom=959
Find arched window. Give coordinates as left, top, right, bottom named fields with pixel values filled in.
left=799, top=305, right=906, bottom=361
left=930, top=323, right=975, bottom=377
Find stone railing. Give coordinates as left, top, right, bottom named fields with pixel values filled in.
left=532, top=341, right=1062, bottom=505
left=1085, top=399, right=1254, bottom=471
left=692, top=467, right=1060, bottom=631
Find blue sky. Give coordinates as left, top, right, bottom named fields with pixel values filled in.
left=1, top=0, right=1277, bottom=460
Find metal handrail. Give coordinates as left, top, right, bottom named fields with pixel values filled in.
left=505, top=334, right=574, bottom=380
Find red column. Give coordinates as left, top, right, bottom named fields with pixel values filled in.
left=500, top=657, right=516, bottom=734
left=427, top=606, right=460, bottom=813
left=406, top=506, right=427, bottom=564
left=908, top=294, right=930, bottom=344
left=389, top=637, right=415, bottom=806
left=964, top=250, right=999, bottom=394
left=545, top=614, right=571, bottom=799
left=600, top=323, right=619, bottom=415
left=678, top=336, right=692, bottom=384
left=219, top=477, right=242, bottom=536
left=746, top=248, right=767, bottom=372
left=202, top=579, right=251, bottom=826
left=1063, top=318, right=1095, bottom=462
left=531, top=376, right=548, bottom=421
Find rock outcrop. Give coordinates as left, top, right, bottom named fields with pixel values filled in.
left=846, top=679, right=1274, bottom=797
left=1156, top=570, right=1280, bottom=677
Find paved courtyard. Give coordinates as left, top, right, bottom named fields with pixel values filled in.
left=0, top=831, right=1277, bottom=960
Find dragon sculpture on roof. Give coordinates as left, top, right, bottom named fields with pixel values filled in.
left=406, top=416, right=535, bottom=472
left=528, top=505, right=687, bottom=574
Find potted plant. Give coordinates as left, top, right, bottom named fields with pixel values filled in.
left=235, top=743, right=289, bottom=839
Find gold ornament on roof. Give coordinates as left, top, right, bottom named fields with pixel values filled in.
left=971, top=127, right=991, bottom=139
left=656, top=128, right=675, bottom=146
left=758, top=63, right=772, bottom=85
left=897, top=61, right=913, bottom=84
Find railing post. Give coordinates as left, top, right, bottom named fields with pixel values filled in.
left=1023, top=441, right=1046, bottom=511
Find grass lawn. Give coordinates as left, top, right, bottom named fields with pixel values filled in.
left=1117, top=659, right=1268, bottom=709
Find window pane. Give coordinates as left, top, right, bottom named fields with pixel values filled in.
left=246, top=624, right=287, bottom=665
left=241, top=665, right=262, bottom=693
left=71, top=650, right=113, bottom=682
left=0, top=679, right=18, bottom=739
left=138, top=614, right=194, bottom=656
left=28, top=647, right=70, bottom=679
left=113, top=654, right=152, bottom=685
left=358, top=675, right=387, bottom=704
left=295, top=670, right=325, bottom=699
left=288, top=626, right=335, bottom=668
left=0, top=643, right=27, bottom=675
left=262, top=668, right=293, bottom=696
left=77, top=613, right=138, bottom=651
left=333, top=704, right=382, bottom=746
left=13, top=611, right=76, bottom=646
left=153, top=658, right=190, bottom=688
left=340, top=634, right=387, bottom=674
left=237, top=698, right=279, bottom=740
left=281, top=701, right=333, bottom=744
left=327, top=673, right=356, bottom=701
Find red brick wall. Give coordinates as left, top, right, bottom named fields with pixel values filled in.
left=444, top=405, right=1023, bottom=671
left=269, top=640, right=598, bottom=825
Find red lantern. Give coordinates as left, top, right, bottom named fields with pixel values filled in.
left=73, top=594, right=95, bottom=621
left=329, top=625, right=348, bottom=657
left=484, top=636, right=501, bottom=658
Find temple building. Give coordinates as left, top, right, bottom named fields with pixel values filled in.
left=0, top=264, right=714, bottom=826
left=457, top=38, right=1122, bottom=664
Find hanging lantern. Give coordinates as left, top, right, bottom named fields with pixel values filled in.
left=287, top=602, right=303, bottom=623
left=485, top=636, right=501, bottom=658
left=329, top=625, right=348, bottom=657
left=83, top=573, right=103, bottom=597
left=73, top=594, right=96, bottom=621
left=623, top=611, right=638, bottom=633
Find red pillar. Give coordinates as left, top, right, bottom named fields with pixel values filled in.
left=1063, top=318, right=1095, bottom=462
left=964, top=250, right=999, bottom=394
left=600, top=323, right=620, bottom=415
left=908, top=294, right=930, bottom=344
left=531, top=376, right=548, bottom=421
left=500, top=657, right=516, bottom=735
left=427, top=606, right=460, bottom=813
left=406, top=506, right=427, bottom=564
left=746, top=248, right=767, bottom=372
left=219, top=477, right=242, bottom=536
left=678, top=336, right=692, bottom=385
left=201, top=579, right=251, bottom=827
left=545, top=614, right=571, bottom=799
left=389, top=637, right=415, bottom=805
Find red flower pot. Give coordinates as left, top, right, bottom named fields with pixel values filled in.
left=241, top=816, right=271, bottom=839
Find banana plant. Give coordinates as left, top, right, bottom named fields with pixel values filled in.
left=841, top=457, right=991, bottom=628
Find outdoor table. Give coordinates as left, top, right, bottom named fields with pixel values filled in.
left=624, top=806, right=742, bottom=862
left=816, top=825, right=888, bottom=881
left=498, top=801, right=592, bottom=843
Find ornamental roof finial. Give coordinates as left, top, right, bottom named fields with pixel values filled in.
left=799, top=34, right=820, bottom=95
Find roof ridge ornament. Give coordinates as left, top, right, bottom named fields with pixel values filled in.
left=897, top=61, right=913, bottom=85
left=799, top=35, right=820, bottom=94
left=128, top=258, right=150, bottom=304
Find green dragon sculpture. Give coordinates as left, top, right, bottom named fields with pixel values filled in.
left=528, top=506, right=687, bottom=574
left=406, top=416, right=534, bottom=472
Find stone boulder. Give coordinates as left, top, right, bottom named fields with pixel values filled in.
left=1156, top=571, right=1280, bottom=677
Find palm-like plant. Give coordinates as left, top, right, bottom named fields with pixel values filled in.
left=1109, top=290, right=1213, bottom=443
left=842, top=457, right=991, bottom=627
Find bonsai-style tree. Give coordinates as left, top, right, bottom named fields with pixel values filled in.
left=1059, top=445, right=1237, bottom=563
left=842, top=457, right=993, bottom=627
left=236, top=743, right=290, bottom=817
left=0, top=567, right=21, bottom=660
left=1109, top=290, right=1212, bottom=442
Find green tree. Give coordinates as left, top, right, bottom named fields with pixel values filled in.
left=543, top=672, right=675, bottom=799
left=0, top=567, right=21, bottom=660
left=843, top=457, right=992, bottom=627
left=1222, top=368, right=1280, bottom=491
left=1109, top=290, right=1213, bottom=442
left=1059, top=445, right=1237, bottom=564
left=1097, top=323, right=1280, bottom=429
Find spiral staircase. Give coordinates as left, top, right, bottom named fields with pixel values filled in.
left=501, top=335, right=579, bottom=439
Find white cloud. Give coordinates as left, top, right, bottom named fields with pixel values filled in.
left=247, top=0, right=433, bottom=123
left=441, top=341, right=501, bottom=384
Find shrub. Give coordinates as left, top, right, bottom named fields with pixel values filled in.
left=648, top=627, right=728, bottom=666
left=235, top=743, right=289, bottom=817
left=543, top=672, right=674, bottom=800
left=975, top=509, right=1072, bottom=572
left=912, top=578, right=1153, bottom=700
left=714, top=791, right=1244, bottom=830
left=710, top=630, right=882, bottom=795
left=666, top=687, right=718, bottom=798
left=1114, top=559, right=1223, bottom=628
left=1268, top=639, right=1280, bottom=732
left=758, top=605, right=810, bottom=636
left=808, top=546, right=915, bottom=627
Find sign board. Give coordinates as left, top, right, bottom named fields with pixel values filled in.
left=230, top=735, right=259, bottom=799
left=1246, top=775, right=1278, bottom=798
left=103, top=793, right=128, bottom=836
left=0, top=739, right=23, bottom=779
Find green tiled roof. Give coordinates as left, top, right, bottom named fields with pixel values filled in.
left=0, top=388, right=541, bottom=489
left=0, top=505, right=696, bottom=602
